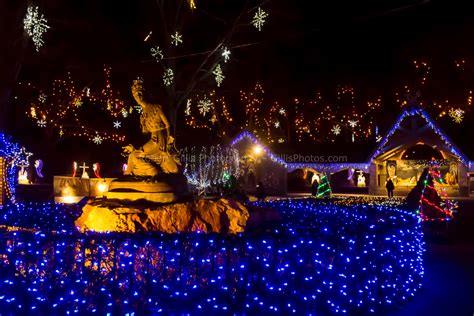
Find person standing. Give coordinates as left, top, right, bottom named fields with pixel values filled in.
left=386, top=178, right=395, bottom=198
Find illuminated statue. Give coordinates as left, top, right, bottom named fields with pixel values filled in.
left=123, top=78, right=180, bottom=176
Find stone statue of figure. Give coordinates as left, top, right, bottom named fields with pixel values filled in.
left=123, top=78, right=181, bottom=176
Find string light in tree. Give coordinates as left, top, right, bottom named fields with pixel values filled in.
left=23, top=5, right=50, bottom=51
left=163, top=68, right=174, bottom=86
left=171, top=31, right=183, bottom=46
left=213, top=64, right=225, bottom=87
left=252, top=7, right=268, bottom=31
left=150, top=46, right=164, bottom=62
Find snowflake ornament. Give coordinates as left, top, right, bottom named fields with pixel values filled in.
left=185, top=99, right=192, bottom=116
left=448, top=108, right=464, bottom=123
left=38, top=93, right=47, bottom=103
left=331, top=124, right=341, bottom=135
left=171, top=31, right=183, bottom=46
left=74, top=97, right=83, bottom=108
left=23, top=6, right=50, bottom=51
left=213, top=64, right=225, bottom=87
left=348, top=120, right=358, bottom=128
left=151, top=46, right=164, bottom=62
left=37, top=119, right=46, bottom=127
left=121, top=108, right=128, bottom=118
left=134, top=106, right=143, bottom=114
left=198, top=98, right=213, bottom=116
left=163, top=68, right=174, bottom=86
left=252, top=7, right=268, bottom=31
left=222, top=47, right=231, bottom=63
left=274, top=121, right=280, bottom=128
left=93, top=135, right=103, bottom=145
left=279, top=108, right=286, bottom=115
left=113, top=121, right=122, bottom=129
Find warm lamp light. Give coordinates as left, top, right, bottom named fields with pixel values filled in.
left=97, top=180, right=108, bottom=194
left=253, top=145, right=263, bottom=156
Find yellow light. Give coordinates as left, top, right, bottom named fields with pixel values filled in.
left=253, top=145, right=263, bottom=155
left=97, top=181, right=108, bottom=194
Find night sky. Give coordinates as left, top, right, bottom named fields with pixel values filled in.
left=3, top=0, right=474, bottom=175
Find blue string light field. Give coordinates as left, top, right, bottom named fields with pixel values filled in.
left=0, top=199, right=424, bottom=314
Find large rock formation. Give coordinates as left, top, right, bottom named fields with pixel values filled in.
left=75, top=198, right=249, bottom=234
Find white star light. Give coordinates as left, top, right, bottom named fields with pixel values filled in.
left=23, top=6, right=50, bottom=51
left=163, top=68, right=174, bottom=86
left=274, top=121, right=280, bottom=128
left=448, top=108, right=465, bottom=123
left=252, top=7, right=268, bottom=31
left=212, top=64, right=225, bottom=87
left=93, top=135, right=103, bottom=145
left=185, top=99, right=192, bottom=116
left=150, top=46, right=164, bottom=62
left=113, top=121, right=121, bottom=129
left=198, top=98, right=213, bottom=116
left=331, top=124, right=341, bottom=135
left=279, top=108, right=286, bottom=115
left=222, top=47, right=231, bottom=62
left=121, top=108, right=128, bottom=118
left=348, top=120, right=358, bottom=128
left=37, top=119, right=46, bottom=127
left=171, top=31, right=183, bottom=46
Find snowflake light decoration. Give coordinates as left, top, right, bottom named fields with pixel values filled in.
left=171, top=31, right=183, bottom=46
left=376, top=135, right=382, bottom=142
left=185, top=99, right=192, bottom=116
left=348, top=120, right=358, bottom=128
left=448, top=108, right=464, bottom=123
left=198, top=98, right=213, bottom=116
left=23, top=6, right=50, bottom=51
left=252, top=7, right=268, bottom=31
left=278, top=138, right=285, bottom=143
left=134, top=106, right=143, bottom=114
left=113, top=121, right=122, bottom=129
left=163, top=68, right=174, bottom=86
left=93, top=135, right=103, bottom=145
left=151, top=46, right=164, bottom=62
left=279, top=108, right=286, bottom=115
left=222, top=47, right=231, bottom=63
left=121, top=108, right=128, bottom=118
left=274, top=121, right=280, bottom=128
left=37, top=119, right=46, bottom=128
left=38, top=93, right=47, bottom=103
left=73, top=97, right=83, bottom=108
left=331, top=124, right=341, bottom=135
left=213, top=64, right=225, bottom=87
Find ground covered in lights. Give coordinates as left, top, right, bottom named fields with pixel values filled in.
left=0, top=197, right=429, bottom=314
